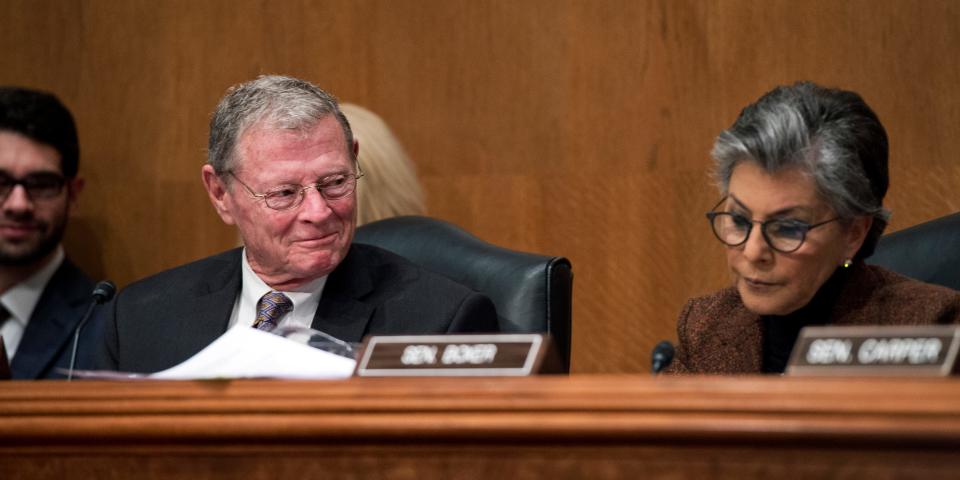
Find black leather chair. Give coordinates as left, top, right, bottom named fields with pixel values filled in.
left=354, top=216, right=574, bottom=371
left=868, top=212, right=960, bottom=291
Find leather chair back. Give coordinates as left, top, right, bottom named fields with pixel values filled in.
left=868, top=212, right=960, bottom=291
left=355, top=216, right=573, bottom=371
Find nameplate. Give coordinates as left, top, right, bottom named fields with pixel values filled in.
left=787, top=325, right=960, bottom=376
left=354, top=334, right=560, bottom=377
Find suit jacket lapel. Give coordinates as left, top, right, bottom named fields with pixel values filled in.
left=696, top=289, right=764, bottom=373
left=718, top=309, right=764, bottom=373
left=172, top=250, right=242, bottom=358
left=113, top=248, right=243, bottom=373
left=703, top=266, right=879, bottom=373
left=311, top=246, right=376, bottom=343
left=11, top=260, right=92, bottom=379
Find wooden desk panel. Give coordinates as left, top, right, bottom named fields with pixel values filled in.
left=2, top=375, right=959, bottom=479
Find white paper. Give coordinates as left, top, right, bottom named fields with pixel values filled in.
left=149, top=326, right=356, bottom=380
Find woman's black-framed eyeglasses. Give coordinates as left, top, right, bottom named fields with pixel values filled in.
left=705, top=198, right=840, bottom=253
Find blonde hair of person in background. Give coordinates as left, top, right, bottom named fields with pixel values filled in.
left=340, top=103, right=426, bottom=226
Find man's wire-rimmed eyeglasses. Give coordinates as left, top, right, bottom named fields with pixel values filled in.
left=227, top=166, right=364, bottom=211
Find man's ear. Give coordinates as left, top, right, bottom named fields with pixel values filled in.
left=201, top=165, right=236, bottom=225
left=844, top=216, right=873, bottom=259
left=66, top=176, right=85, bottom=204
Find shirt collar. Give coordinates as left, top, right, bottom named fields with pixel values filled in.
left=0, top=246, right=65, bottom=328
left=239, top=248, right=327, bottom=328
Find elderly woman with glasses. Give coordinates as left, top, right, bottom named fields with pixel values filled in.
left=669, top=82, right=960, bottom=374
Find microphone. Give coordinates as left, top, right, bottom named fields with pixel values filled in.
left=66, top=280, right=116, bottom=380
left=651, top=340, right=675, bottom=374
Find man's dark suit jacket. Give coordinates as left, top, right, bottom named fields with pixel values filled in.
left=9, top=259, right=98, bottom=379
left=98, top=244, right=499, bottom=373
left=668, top=264, right=960, bottom=374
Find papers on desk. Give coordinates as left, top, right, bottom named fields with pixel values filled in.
left=151, top=326, right=356, bottom=380
left=71, top=326, right=356, bottom=380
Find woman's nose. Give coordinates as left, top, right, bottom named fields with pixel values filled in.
left=741, top=225, right=773, bottom=263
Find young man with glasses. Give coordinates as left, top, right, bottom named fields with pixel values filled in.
left=0, top=87, right=97, bottom=379
left=98, top=76, right=498, bottom=373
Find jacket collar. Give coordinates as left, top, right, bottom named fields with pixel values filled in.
left=11, top=259, right=92, bottom=379
left=707, top=263, right=879, bottom=373
left=704, top=292, right=765, bottom=373
left=159, top=249, right=243, bottom=363
left=311, top=245, right=376, bottom=343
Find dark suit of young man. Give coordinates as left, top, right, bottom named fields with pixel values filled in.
left=10, top=259, right=97, bottom=378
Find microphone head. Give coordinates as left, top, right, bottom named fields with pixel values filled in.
left=91, top=280, right=117, bottom=304
left=651, top=340, right=675, bottom=374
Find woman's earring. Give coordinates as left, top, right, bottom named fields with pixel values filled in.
left=842, top=258, right=853, bottom=268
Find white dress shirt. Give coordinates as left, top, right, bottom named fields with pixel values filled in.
left=1, top=246, right=65, bottom=360
left=227, top=248, right=328, bottom=330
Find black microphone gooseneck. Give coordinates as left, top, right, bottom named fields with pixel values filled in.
left=66, top=280, right=116, bottom=381
left=651, top=340, right=675, bottom=374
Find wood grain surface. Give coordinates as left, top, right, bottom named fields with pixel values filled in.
left=2, top=376, right=960, bottom=479
left=1, top=0, right=958, bottom=372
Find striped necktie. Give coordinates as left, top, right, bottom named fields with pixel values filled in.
left=253, top=291, right=293, bottom=332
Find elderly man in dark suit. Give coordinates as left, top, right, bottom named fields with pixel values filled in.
left=98, top=75, right=498, bottom=373
left=0, top=87, right=99, bottom=379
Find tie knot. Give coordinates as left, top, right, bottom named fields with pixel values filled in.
left=253, top=291, right=293, bottom=331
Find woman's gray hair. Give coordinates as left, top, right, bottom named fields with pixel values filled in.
left=712, top=81, right=891, bottom=260
left=207, top=75, right=355, bottom=174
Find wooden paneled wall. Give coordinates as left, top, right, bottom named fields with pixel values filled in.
left=1, top=0, right=958, bottom=372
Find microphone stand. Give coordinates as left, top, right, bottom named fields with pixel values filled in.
left=67, top=281, right=116, bottom=381
left=67, top=301, right=99, bottom=381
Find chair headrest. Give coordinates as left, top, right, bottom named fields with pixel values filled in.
left=868, top=212, right=960, bottom=291
left=354, top=216, right=572, bottom=333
